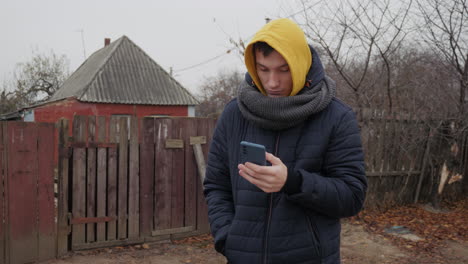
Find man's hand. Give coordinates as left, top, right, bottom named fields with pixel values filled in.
left=238, top=152, right=287, bottom=193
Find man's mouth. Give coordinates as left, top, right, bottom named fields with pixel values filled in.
left=267, top=91, right=282, bottom=96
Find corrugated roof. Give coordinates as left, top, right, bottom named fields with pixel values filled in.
left=50, top=36, right=198, bottom=105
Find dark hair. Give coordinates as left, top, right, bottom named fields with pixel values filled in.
left=253, top=41, right=275, bottom=57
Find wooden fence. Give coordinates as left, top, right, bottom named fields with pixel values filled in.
left=57, top=116, right=216, bottom=252
left=0, top=122, right=56, bottom=264
left=1, top=113, right=467, bottom=263
left=360, top=112, right=467, bottom=208
left=0, top=116, right=216, bottom=263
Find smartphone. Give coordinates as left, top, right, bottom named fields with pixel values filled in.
left=240, top=141, right=266, bottom=165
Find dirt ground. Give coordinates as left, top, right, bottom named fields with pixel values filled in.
left=41, top=219, right=467, bottom=264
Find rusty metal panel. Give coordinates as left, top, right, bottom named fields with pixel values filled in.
left=0, top=123, right=5, bottom=264
left=7, top=122, right=39, bottom=263
left=37, top=123, right=57, bottom=261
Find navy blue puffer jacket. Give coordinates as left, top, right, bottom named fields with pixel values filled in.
left=204, top=98, right=367, bottom=264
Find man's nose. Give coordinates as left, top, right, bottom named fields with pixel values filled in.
left=267, top=73, right=280, bottom=87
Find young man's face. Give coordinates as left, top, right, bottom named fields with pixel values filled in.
left=255, top=49, right=293, bottom=97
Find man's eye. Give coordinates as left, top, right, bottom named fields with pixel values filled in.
left=259, top=68, right=268, bottom=72
left=280, top=68, right=290, bottom=72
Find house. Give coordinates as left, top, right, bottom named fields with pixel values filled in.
left=14, top=36, right=198, bottom=123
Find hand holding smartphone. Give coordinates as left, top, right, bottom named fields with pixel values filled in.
left=240, top=141, right=266, bottom=166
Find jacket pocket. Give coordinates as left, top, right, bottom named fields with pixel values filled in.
left=306, top=215, right=322, bottom=258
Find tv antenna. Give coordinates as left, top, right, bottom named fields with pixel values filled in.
left=75, top=29, right=87, bottom=59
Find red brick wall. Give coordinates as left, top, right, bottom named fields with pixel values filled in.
left=32, top=98, right=188, bottom=123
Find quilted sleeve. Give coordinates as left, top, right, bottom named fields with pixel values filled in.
left=285, top=109, right=367, bottom=218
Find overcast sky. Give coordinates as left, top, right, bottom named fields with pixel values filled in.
left=0, top=0, right=301, bottom=95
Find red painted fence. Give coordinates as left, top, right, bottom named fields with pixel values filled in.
left=0, top=122, right=56, bottom=264
left=0, top=116, right=216, bottom=263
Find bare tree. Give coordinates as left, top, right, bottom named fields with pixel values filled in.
left=195, top=70, right=242, bottom=118
left=10, top=50, right=70, bottom=109
left=0, top=83, right=17, bottom=114
left=416, top=0, right=468, bottom=117
left=414, top=0, right=468, bottom=201
left=294, top=0, right=413, bottom=112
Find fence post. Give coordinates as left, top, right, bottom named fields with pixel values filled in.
left=57, top=119, right=70, bottom=256
left=414, top=128, right=433, bottom=203
left=190, top=137, right=207, bottom=185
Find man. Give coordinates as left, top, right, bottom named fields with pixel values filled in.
left=204, top=18, right=367, bottom=264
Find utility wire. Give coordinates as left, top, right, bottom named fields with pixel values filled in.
left=174, top=50, right=232, bottom=73
left=174, top=10, right=309, bottom=74
left=173, top=17, right=254, bottom=74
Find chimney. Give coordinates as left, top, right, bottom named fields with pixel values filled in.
left=104, top=38, right=111, bottom=47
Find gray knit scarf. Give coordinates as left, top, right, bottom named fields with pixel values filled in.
left=237, top=75, right=336, bottom=131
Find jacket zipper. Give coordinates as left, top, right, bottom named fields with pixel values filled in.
left=306, top=215, right=322, bottom=261
left=263, top=194, right=273, bottom=264
left=263, top=134, right=281, bottom=264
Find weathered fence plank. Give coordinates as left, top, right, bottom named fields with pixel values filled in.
left=87, top=116, right=97, bottom=243
left=403, top=114, right=416, bottom=171
left=154, top=119, right=173, bottom=231
left=107, top=117, right=119, bottom=240
left=96, top=116, right=107, bottom=242
left=384, top=114, right=396, bottom=172
left=118, top=117, right=129, bottom=239
left=37, top=123, right=56, bottom=261
left=361, top=115, right=371, bottom=171
left=57, top=119, right=70, bottom=256
left=72, top=116, right=87, bottom=246
left=183, top=119, right=198, bottom=230
left=171, top=118, right=184, bottom=229
left=376, top=114, right=387, bottom=174
left=392, top=115, right=404, bottom=171
left=140, top=118, right=155, bottom=237
left=196, top=119, right=213, bottom=233
left=415, top=127, right=433, bottom=203
left=128, top=116, right=139, bottom=238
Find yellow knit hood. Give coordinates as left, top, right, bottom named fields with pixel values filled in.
left=244, top=18, right=312, bottom=96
